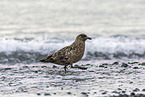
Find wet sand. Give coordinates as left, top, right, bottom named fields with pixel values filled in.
left=0, top=60, right=145, bottom=97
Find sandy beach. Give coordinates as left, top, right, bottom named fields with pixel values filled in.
left=0, top=60, right=145, bottom=97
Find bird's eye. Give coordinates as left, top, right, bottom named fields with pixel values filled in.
left=80, top=34, right=87, bottom=38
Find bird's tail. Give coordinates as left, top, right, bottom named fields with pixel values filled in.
left=39, top=55, right=53, bottom=63
left=39, top=59, right=46, bottom=62
left=39, top=58, right=48, bottom=62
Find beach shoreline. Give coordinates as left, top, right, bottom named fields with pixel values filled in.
left=0, top=60, right=145, bottom=97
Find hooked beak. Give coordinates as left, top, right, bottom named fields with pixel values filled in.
left=86, top=37, right=92, bottom=40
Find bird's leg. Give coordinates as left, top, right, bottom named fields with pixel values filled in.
left=70, top=64, right=73, bottom=68
left=64, top=65, right=67, bottom=73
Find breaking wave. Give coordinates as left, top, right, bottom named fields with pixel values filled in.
left=1, top=36, right=145, bottom=64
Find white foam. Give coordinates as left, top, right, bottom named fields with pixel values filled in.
left=1, top=37, right=145, bottom=60
left=0, top=38, right=71, bottom=54
left=86, top=37, right=145, bottom=54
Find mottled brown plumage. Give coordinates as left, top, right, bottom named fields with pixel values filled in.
left=39, top=34, right=92, bottom=72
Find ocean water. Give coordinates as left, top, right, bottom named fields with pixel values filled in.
left=1, top=36, right=145, bottom=64
left=0, top=0, right=145, bottom=97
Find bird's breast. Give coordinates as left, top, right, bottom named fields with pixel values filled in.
left=70, top=42, right=85, bottom=63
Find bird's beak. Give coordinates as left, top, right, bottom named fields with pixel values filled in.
left=86, top=37, right=92, bottom=40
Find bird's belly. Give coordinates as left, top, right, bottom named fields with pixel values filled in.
left=71, top=50, right=84, bottom=63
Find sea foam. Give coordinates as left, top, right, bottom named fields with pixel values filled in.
left=0, top=36, right=145, bottom=63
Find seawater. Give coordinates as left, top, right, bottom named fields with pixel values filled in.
left=1, top=36, right=145, bottom=64
left=1, top=0, right=145, bottom=38
left=0, top=0, right=145, bottom=97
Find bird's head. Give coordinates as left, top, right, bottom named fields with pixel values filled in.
left=76, top=34, right=92, bottom=42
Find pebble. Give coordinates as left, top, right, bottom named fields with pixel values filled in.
left=102, top=91, right=107, bottom=94
left=128, top=62, right=139, bottom=64
left=67, top=92, right=71, bottom=95
left=130, top=92, right=135, bottom=96
left=133, top=67, right=139, bottom=69
left=93, top=92, right=97, bottom=94
left=99, top=65, right=105, bottom=67
left=112, top=62, right=119, bottom=65
left=41, top=66, right=47, bottom=68
left=121, top=63, right=128, bottom=67
left=112, top=91, right=120, bottom=94
left=85, top=64, right=91, bottom=66
left=81, top=92, right=88, bottom=97
left=37, top=93, right=41, bottom=96
left=117, top=88, right=122, bottom=90
left=52, top=65, right=57, bottom=68
left=4, top=68, right=12, bottom=70
left=99, top=63, right=108, bottom=68
left=141, top=62, right=145, bottom=66
left=122, top=91, right=126, bottom=93
left=142, top=89, right=145, bottom=91
left=133, top=88, right=140, bottom=92
left=44, top=93, right=51, bottom=96
left=102, top=63, right=108, bottom=65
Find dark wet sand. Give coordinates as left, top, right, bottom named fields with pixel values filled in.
left=0, top=60, right=145, bottom=97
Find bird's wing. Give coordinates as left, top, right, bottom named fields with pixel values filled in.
left=39, top=46, right=72, bottom=65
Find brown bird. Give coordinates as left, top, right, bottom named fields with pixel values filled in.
left=39, top=34, right=92, bottom=72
